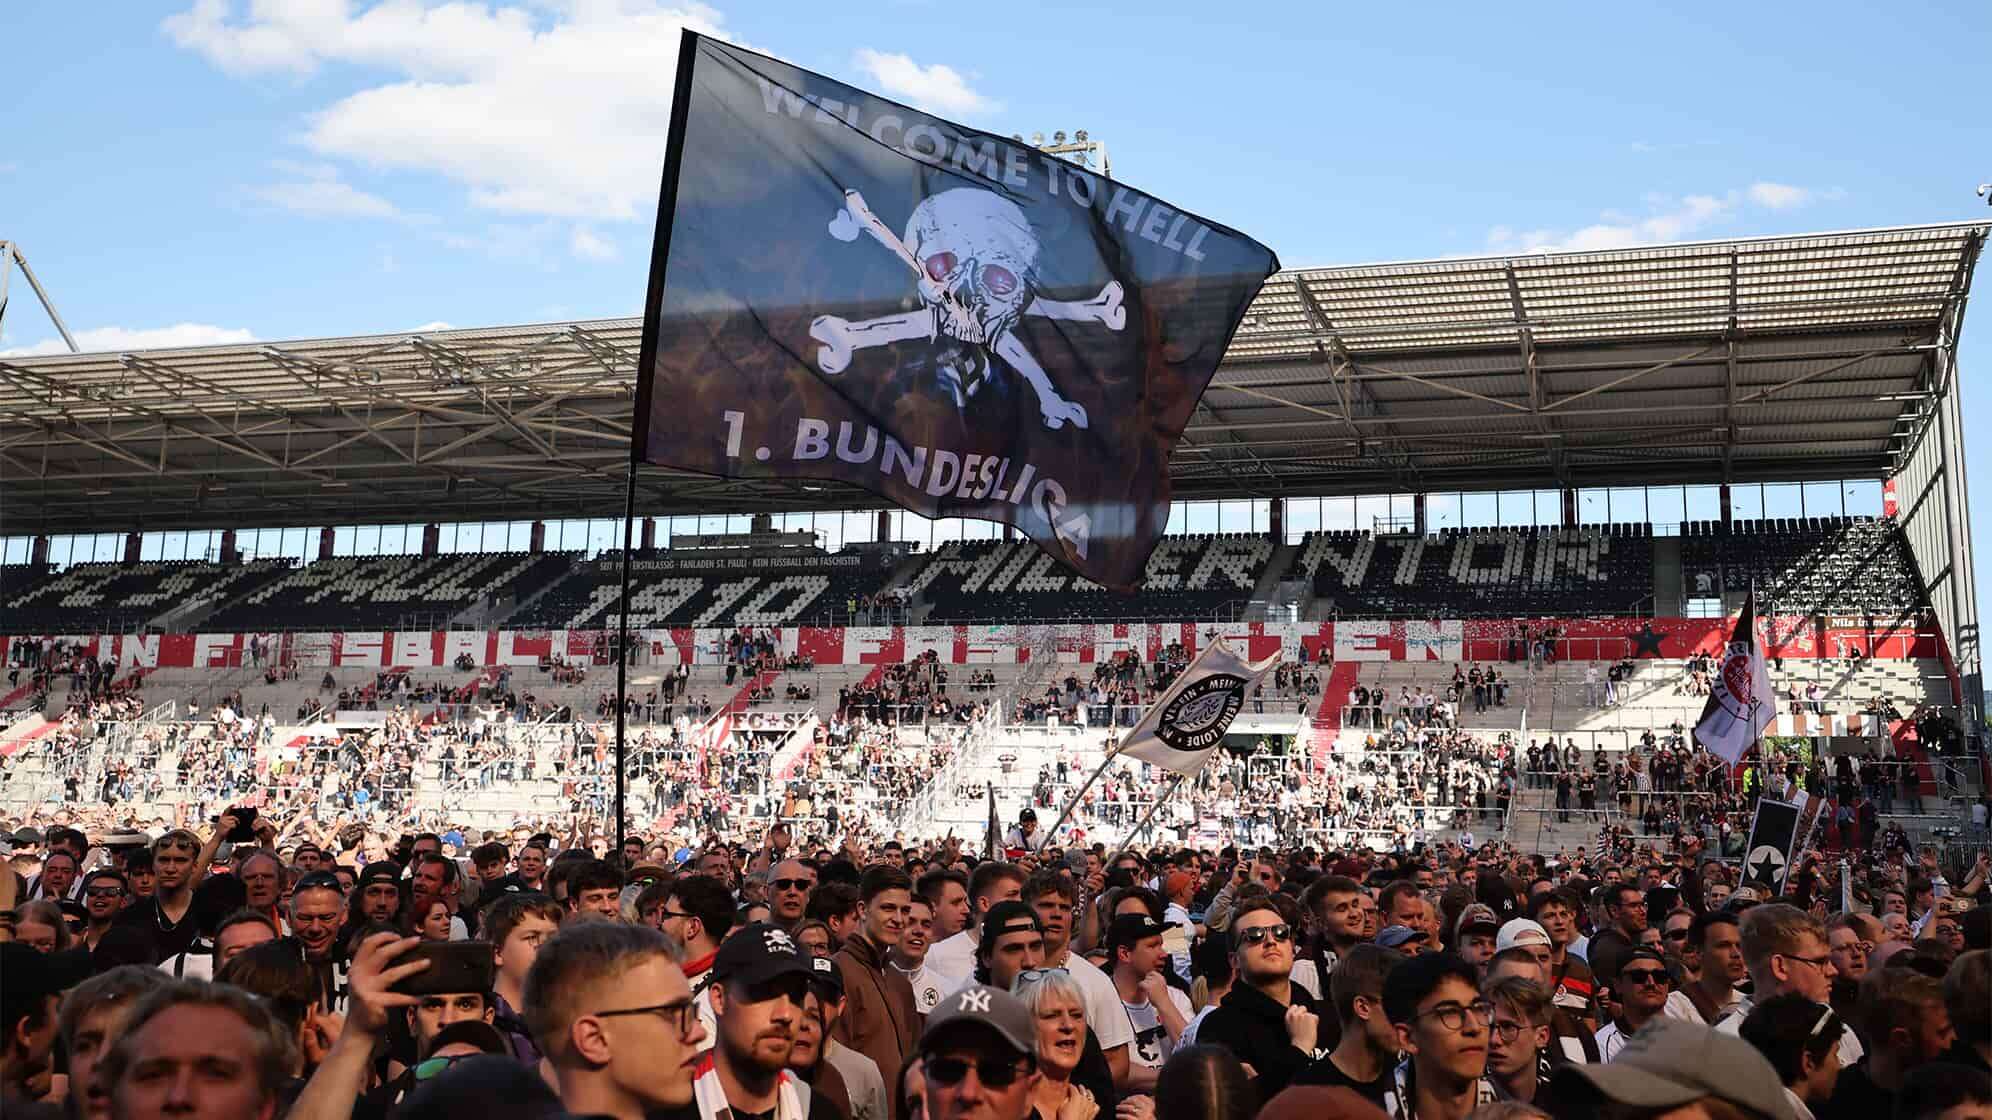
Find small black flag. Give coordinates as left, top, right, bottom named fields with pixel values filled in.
left=1741, top=797, right=1801, bottom=896
left=634, top=32, right=1278, bottom=591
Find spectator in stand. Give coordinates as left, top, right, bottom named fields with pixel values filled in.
left=1294, top=943, right=1406, bottom=1109
left=1195, top=898, right=1327, bottom=1101
left=1822, top=969, right=1954, bottom=1120
left=831, top=864, right=920, bottom=1111
left=98, top=980, right=294, bottom=1120
left=1738, top=993, right=1847, bottom=1120
left=697, top=922, right=841, bottom=1120
left=518, top=920, right=706, bottom=1119
left=1380, top=951, right=1496, bottom=1119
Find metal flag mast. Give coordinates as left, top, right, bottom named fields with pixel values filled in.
left=614, top=31, right=703, bottom=858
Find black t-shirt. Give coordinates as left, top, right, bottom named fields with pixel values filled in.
left=1293, top=1054, right=1390, bottom=1110
left=114, top=895, right=205, bottom=964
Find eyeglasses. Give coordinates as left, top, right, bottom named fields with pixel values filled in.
left=925, top=1055, right=1031, bottom=1089
left=772, top=878, right=816, bottom=892
left=1236, top=924, right=1293, bottom=947
left=1777, top=952, right=1833, bottom=972
left=593, top=999, right=700, bottom=1036
left=1490, top=1018, right=1528, bottom=1041
left=1414, top=999, right=1495, bottom=1032
left=1015, top=967, right=1069, bottom=984
left=414, top=1054, right=480, bottom=1081
left=1620, top=969, right=1670, bottom=987
left=1663, top=929, right=1691, bottom=941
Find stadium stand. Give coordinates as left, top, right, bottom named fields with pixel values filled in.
left=905, top=533, right=1274, bottom=621
left=201, top=552, right=574, bottom=631
left=507, top=553, right=898, bottom=629
left=1290, top=526, right=1656, bottom=618
left=0, top=559, right=291, bottom=635
left=1679, top=516, right=1921, bottom=614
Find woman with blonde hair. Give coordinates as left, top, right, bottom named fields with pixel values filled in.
left=1013, top=968, right=1099, bottom=1120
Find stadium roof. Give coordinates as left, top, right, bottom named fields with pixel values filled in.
left=2, top=221, right=1984, bottom=536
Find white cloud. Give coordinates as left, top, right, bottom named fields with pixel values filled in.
left=1488, top=183, right=1824, bottom=254
left=1746, top=181, right=1810, bottom=209
left=250, top=176, right=404, bottom=219
left=407, top=321, right=454, bottom=332
left=569, top=226, right=617, bottom=262
left=1, top=323, right=256, bottom=358
left=165, top=1, right=735, bottom=222
left=852, top=48, right=998, bottom=115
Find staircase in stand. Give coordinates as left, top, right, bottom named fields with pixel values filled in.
left=1302, top=662, right=1361, bottom=770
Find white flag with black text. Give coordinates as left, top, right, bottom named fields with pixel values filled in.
left=1118, top=639, right=1279, bottom=777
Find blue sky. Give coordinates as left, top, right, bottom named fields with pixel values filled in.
left=4, top=1, right=1991, bottom=625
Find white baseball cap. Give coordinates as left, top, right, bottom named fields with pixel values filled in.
left=1495, top=918, right=1552, bottom=952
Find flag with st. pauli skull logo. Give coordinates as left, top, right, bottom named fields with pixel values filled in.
left=633, top=32, right=1278, bottom=591
left=1693, top=591, right=1774, bottom=764
left=1118, top=638, right=1280, bottom=777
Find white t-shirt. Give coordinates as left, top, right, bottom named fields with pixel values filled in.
left=1062, top=953, right=1137, bottom=1053
left=925, top=930, right=977, bottom=988
left=1122, top=987, right=1195, bottom=1072
left=895, top=961, right=947, bottom=1016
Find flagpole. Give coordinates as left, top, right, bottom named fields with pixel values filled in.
left=1124, top=774, right=1185, bottom=848
left=618, top=27, right=704, bottom=859
left=1037, top=745, right=1120, bottom=851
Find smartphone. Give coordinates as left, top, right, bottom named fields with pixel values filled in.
left=392, top=941, right=496, bottom=997
left=213, top=807, right=260, bottom=843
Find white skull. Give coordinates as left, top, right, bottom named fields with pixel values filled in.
left=903, top=188, right=1040, bottom=346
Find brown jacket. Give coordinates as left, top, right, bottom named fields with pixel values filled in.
left=830, top=932, right=918, bottom=1117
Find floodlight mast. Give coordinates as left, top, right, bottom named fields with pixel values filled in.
left=0, top=241, right=80, bottom=353
left=1012, top=129, right=1111, bottom=179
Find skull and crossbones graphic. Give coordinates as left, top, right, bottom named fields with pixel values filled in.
left=809, top=187, right=1125, bottom=431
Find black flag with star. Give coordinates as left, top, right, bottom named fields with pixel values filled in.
left=1741, top=797, right=1801, bottom=896
left=632, top=31, right=1278, bottom=591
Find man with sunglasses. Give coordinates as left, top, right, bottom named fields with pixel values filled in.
left=689, top=921, right=840, bottom=1120
left=919, top=984, right=1041, bottom=1120
left=78, top=869, right=129, bottom=953
left=1596, top=948, right=1673, bottom=1060
left=770, top=859, right=819, bottom=931
left=1194, top=898, right=1328, bottom=1101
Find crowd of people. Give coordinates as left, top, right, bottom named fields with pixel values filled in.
left=5, top=799, right=1988, bottom=1120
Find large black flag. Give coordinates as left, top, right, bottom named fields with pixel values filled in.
left=634, top=32, right=1279, bottom=590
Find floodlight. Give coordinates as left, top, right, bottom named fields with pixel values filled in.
left=1053, top=130, right=1065, bottom=142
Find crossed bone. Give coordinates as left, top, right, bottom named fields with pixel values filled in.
left=811, top=189, right=1122, bottom=431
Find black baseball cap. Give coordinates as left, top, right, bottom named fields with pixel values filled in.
left=806, top=953, right=844, bottom=999
left=1106, top=913, right=1167, bottom=952
left=712, top=922, right=814, bottom=989
left=357, top=863, right=403, bottom=889
left=979, top=901, right=1042, bottom=946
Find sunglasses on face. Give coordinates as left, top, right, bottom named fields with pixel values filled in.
left=773, top=879, right=816, bottom=892
left=1236, top=924, right=1293, bottom=947
left=1621, top=969, right=1670, bottom=987
left=86, top=886, right=126, bottom=898
left=925, top=1055, right=1030, bottom=1088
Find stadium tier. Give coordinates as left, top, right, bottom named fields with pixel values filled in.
left=1680, top=516, right=1921, bottom=615
left=198, top=551, right=575, bottom=631
left=1291, top=526, right=1657, bottom=618
left=508, top=553, right=897, bottom=629
left=1, top=559, right=291, bottom=635
left=0, top=520, right=1939, bottom=634
left=906, top=533, right=1274, bottom=621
